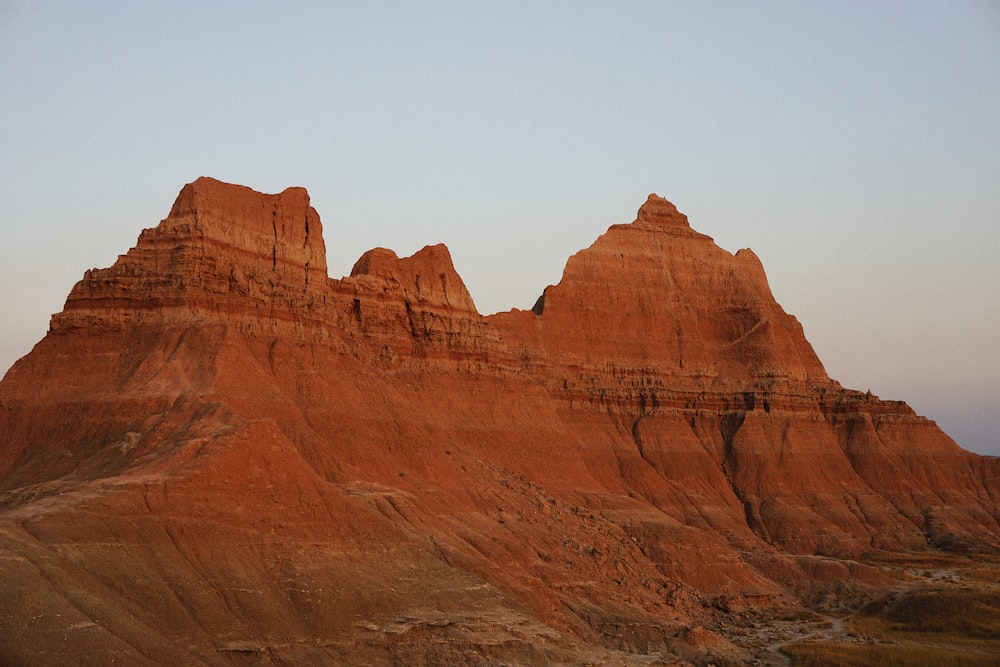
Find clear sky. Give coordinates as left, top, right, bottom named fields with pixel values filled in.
left=2, top=2, right=998, bottom=455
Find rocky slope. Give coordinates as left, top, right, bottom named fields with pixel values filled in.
left=1, top=178, right=997, bottom=665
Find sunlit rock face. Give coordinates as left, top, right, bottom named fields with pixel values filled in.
left=1, top=179, right=997, bottom=664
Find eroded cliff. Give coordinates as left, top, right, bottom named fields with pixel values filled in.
left=1, top=178, right=997, bottom=665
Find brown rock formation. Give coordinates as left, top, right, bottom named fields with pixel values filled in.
left=1, top=179, right=997, bottom=665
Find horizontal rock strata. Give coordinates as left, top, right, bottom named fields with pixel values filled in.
left=1, top=178, right=997, bottom=664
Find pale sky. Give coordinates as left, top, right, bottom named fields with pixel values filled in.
left=2, top=2, right=998, bottom=455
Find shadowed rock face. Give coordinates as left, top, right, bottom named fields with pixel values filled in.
left=1, top=179, right=998, bottom=664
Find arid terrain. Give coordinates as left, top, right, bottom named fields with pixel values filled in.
left=1, top=178, right=998, bottom=665
left=771, top=552, right=1000, bottom=666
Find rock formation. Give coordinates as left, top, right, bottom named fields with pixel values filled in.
left=1, top=178, right=997, bottom=665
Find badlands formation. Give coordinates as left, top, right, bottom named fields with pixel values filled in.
left=1, top=178, right=998, bottom=665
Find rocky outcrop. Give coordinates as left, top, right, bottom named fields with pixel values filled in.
left=492, top=194, right=829, bottom=389
left=345, top=243, right=513, bottom=369
left=489, top=194, right=999, bottom=556
left=51, top=177, right=328, bottom=333
left=1, top=180, right=997, bottom=664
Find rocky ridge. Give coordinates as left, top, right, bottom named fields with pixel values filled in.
left=1, top=178, right=997, bottom=665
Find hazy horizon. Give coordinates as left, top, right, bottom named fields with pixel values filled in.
left=2, top=2, right=997, bottom=455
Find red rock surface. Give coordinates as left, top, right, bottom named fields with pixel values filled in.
left=1, top=179, right=998, bottom=664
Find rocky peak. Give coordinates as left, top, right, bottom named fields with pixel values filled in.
left=350, top=243, right=477, bottom=313
left=634, top=193, right=690, bottom=228
left=170, top=176, right=304, bottom=217
left=167, top=175, right=327, bottom=281
left=345, top=243, right=498, bottom=365
left=53, top=178, right=328, bottom=331
left=350, top=247, right=401, bottom=277
left=492, top=193, right=829, bottom=389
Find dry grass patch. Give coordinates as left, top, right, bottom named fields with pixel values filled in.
left=783, top=586, right=1000, bottom=667
left=781, top=641, right=1000, bottom=667
left=853, top=588, right=1000, bottom=642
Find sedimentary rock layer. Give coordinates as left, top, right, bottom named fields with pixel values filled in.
left=1, top=178, right=997, bottom=664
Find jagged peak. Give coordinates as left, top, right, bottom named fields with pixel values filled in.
left=634, top=193, right=690, bottom=228
left=350, top=243, right=477, bottom=312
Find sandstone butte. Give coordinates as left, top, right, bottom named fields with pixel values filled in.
left=1, top=177, right=998, bottom=665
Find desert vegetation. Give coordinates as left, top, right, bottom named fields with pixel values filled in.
left=781, top=555, right=1000, bottom=667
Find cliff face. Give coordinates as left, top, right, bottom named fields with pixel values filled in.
left=53, top=178, right=327, bottom=330
left=1, top=179, right=997, bottom=664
